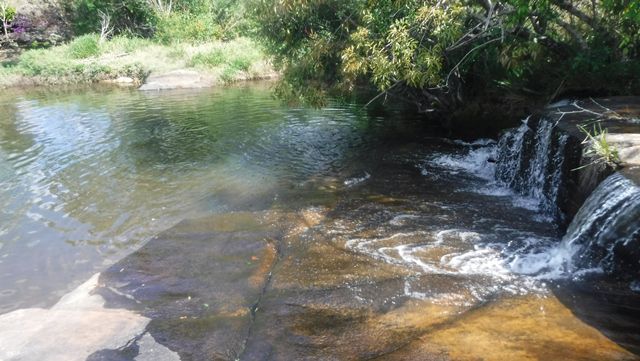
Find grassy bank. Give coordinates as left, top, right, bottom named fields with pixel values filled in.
left=0, top=35, right=274, bottom=88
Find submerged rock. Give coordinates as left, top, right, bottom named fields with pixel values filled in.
left=91, top=198, right=638, bottom=360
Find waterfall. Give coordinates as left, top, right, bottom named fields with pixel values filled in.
left=509, top=173, right=640, bottom=281
left=495, top=117, right=568, bottom=219
left=563, top=173, right=640, bottom=278
left=496, top=115, right=640, bottom=284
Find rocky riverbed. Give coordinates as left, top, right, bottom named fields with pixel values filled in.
left=0, top=89, right=639, bottom=360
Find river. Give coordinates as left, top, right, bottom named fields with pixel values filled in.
left=0, top=83, right=638, bottom=360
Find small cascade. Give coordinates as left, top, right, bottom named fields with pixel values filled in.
left=495, top=113, right=640, bottom=285
left=509, top=173, right=640, bottom=282
left=563, top=173, right=640, bottom=278
left=495, top=117, right=568, bottom=218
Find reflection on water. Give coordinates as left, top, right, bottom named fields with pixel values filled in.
left=0, top=84, right=430, bottom=312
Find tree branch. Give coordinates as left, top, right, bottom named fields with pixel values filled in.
left=555, top=17, right=588, bottom=50
left=551, top=0, right=597, bottom=28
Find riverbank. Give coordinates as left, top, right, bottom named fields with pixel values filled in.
left=0, top=36, right=276, bottom=89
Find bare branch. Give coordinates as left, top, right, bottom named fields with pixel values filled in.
left=363, top=81, right=401, bottom=109
left=0, top=0, right=9, bottom=41
left=98, top=10, right=114, bottom=43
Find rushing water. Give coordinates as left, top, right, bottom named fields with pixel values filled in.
left=509, top=171, right=640, bottom=279
left=0, top=84, right=638, bottom=360
left=495, top=117, right=569, bottom=219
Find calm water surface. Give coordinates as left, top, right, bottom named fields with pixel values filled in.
left=0, top=83, right=431, bottom=312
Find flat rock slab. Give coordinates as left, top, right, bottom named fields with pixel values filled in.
left=94, top=196, right=637, bottom=360
left=607, top=134, right=640, bottom=166
left=95, top=211, right=284, bottom=360
left=0, top=274, right=153, bottom=361
left=139, top=70, right=217, bottom=91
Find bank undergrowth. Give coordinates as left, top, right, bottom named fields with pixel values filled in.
left=250, top=0, right=640, bottom=128
left=0, top=0, right=273, bottom=88
left=0, top=35, right=271, bottom=88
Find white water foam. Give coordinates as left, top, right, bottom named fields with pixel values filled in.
left=452, top=138, right=497, bottom=147
left=508, top=241, right=582, bottom=279
left=425, top=146, right=497, bottom=180
left=389, top=214, right=421, bottom=226
left=508, top=173, right=640, bottom=285
left=344, top=172, right=371, bottom=187
left=344, top=229, right=547, bottom=304
left=495, top=117, right=568, bottom=217
left=422, top=141, right=547, bottom=213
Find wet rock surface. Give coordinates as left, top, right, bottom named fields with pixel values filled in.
left=0, top=274, right=150, bottom=361
left=89, top=143, right=638, bottom=360
left=96, top=212, right=284, bottom=360
left=542, top=97, right=640, bottom=217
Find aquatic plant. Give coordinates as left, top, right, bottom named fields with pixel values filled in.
left=577, top=123, right=621, bottom=169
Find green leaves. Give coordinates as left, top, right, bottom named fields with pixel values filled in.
left=251, top=0, right=640, bottom=109
left=70, top=0, right=157, bottom=37
left=577, top=123, right=621, bottom=169
left=68, top=34, right=101, bottom=59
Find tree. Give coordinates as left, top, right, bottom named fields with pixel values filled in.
left=251, top=0, right=640, bottom=117
left=0, top=0, right=16, bottom=42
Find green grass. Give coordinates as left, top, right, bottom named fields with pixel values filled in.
left=68, top=34, right=101, bottom=59
left=189, top=49, right=226, bottom=67
left=186, top=38, right=268, bottom=83
left=576, top=123, right=621, bottom=169
left=0, top=35, right=272, bottom=88
left=100, top=35, right=154, bottom=54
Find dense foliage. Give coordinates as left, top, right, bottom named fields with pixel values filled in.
left=251, top=0, right=640, bottom=114
left=155, top=0, right=249, bottom=43
left=69, top=0, right=157, bottom=37
left=68, top=0, right=251, bottom=41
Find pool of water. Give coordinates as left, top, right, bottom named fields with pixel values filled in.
left=0, top=83, right=638, bottom=360
left=0, top=83, right=433, bottom=312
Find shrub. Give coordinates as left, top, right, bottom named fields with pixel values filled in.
left=70, top=0, right=156, bottom=37
left=68, top=34, right=101, bottom=59
left=220, top=66, right=238, bottom=82
left=18, top=49, right=73, bottom=77
left=155, top=12, right=221, bottom=44
left=154, top=0, right=251, bottom=44
left=251, top=0, right=640, bottom=111
left=228, top=56, right=252, bottom=71
left=189, top=48, right=226, bottom=67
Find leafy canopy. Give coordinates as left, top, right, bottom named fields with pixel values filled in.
left=251, top=0, right=640, bottom=110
